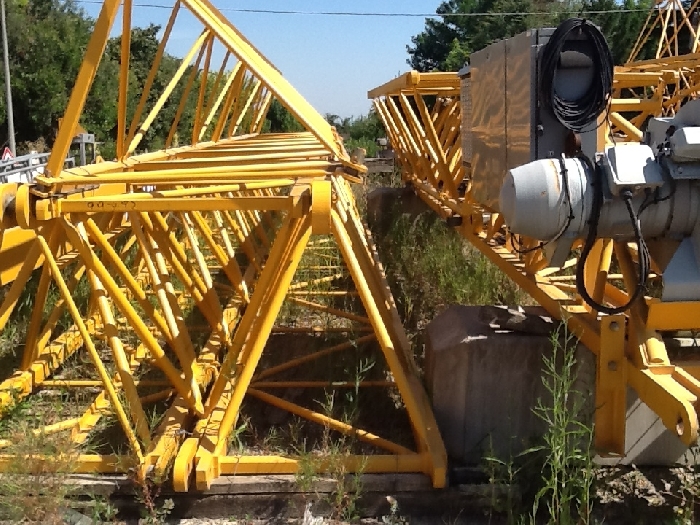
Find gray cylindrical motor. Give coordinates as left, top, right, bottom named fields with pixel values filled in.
left=498, top=99, right=700, bottom=304
left=499, top=148, right=698, bottom=243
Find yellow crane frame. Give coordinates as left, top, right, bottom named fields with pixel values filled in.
left=0, top=0, right=447, bottom=491
left=610, top=1, right=700, bottom=140
left=369, top=70, right=700, bottom=456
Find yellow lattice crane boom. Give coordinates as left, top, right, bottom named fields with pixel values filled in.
left=0, top=0, right=447, bottom=491
left=369, top=15, right=700, bottom=458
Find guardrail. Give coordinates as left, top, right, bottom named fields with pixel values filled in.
left=0, top=152, right=75, bottom=184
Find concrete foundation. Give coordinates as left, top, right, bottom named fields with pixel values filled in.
left=425, top=305, right=697, bottom=467
left=62, top=473, right=513, bottom=522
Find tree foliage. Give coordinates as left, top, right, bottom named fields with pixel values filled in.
left=0, top=1, right=210, bottom=155
left=0, top=1, right=342, bottom=156
left=407, top=0, right=654, bottom=72
left=1, top=0, right=96, bottom=145
left=264, top=99, right=305, bottom=133
left=323, top=110, right=385, bottom=157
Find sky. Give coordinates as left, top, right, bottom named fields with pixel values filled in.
left=77, top=1, right=444, bottom=119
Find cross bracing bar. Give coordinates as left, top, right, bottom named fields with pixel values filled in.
left=0, top=1, right=447, bottom=491
left=628, top=0, right=700, bottom=63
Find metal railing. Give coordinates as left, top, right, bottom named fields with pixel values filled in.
left=0, top=152, right=75, bottom=183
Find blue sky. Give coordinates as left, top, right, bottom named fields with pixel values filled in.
left=78, top=1, right=443, bottom=119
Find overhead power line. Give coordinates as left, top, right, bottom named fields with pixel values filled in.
left=73, top=1, right=649, bottom=17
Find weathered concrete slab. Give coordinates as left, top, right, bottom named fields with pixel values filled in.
left=425, top=304, right=595, bottom=465
left=201, top=473, right=431, bottom=495
left=425, top=304, right=700, bottom=468
left=159, top=482, right=515, bottom=521
left=60, top=473, right=513, bottom=521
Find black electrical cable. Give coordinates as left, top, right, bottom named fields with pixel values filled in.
left=575, top=159, right=650, bottom=314
left=638, top=156, right=677, bottom=217
left=638, top=177, right=676, bottom=217
left=540, top=18, right=614, bottom=133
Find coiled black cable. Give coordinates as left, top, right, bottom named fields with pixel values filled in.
left=540, top=18, right=614, bottom=133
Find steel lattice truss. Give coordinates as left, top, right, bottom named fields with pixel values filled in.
left=0, top=0, right=447, bottom=490
left=611, top=0, right=700, bottom=140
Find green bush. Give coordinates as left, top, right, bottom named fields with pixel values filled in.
left=375, top=209, right=528, bottom=334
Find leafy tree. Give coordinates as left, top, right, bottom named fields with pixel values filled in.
left=580, top=0, right=655, bottom=63
left=346, top=110, right=384, bottom=142
left=0, top=2, right=202, bottom=154
left=408, top=0, right=541, bottom=72
left=104, top=24, right=201, bottom=152
left=407, top=0, right=655, bottom=71
left=264, top=99, right=304, bottom=133
left=324, top=113, right=342, bottom=128
left=0, top=0, right=97, bottom=146
left=336, top=109, right=385, bottom=157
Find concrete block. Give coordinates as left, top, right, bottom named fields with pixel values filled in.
left=425, top=305, right=593, bottom=465
left=425, top=305, right=700, bottom=467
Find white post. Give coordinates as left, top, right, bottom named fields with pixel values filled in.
left=1, top=0, right=16, bottom=156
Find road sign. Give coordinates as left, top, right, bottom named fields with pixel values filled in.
left=1, top=147, right=13, bottom=161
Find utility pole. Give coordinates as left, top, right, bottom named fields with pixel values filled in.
left=0, top=0, right=15, bottom=156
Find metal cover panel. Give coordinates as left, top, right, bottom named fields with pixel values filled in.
left=534, top=29, right=569, bottom=161
left=470, top=39, right=507, bottom=210
left=534, top=28, right=600, bottom=160
left=663, top=237, right=700, bottom=301
left=505, top=30, right=537, bottom=173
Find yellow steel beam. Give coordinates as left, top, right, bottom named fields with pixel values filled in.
left=181, top=0, right=349, bottom=162
left=368, top=71, right=460, bottom=98
left=46, top=0, right=121, bottom=177
left=0, top=455, right=134, bottom=474
left=0, top=228, right=40, bottom=286
left=217, top=454, right=428, bottom=476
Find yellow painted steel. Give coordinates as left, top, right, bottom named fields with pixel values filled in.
left=369, top=26, right=700, bottom=456
left=0, top=0, right=447, bottom=493
left=595, top=316, right=627, bottom=455
left=610, top=0, right=700, bottom=141
left=628, top=0, right=700, bottom=63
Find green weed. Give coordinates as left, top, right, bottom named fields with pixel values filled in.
left=528, top=323, right=595, bottom=525
left=480, top=323, right=595, bottom=525
left=671, top=445, right=700, bottom=523
left=372, top=208, right=529, bottom=373
left=290, top=356, right=374, bottom=522
left=0, top=416, right=80, bottom=523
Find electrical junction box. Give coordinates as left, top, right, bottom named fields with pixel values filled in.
left=466, top=28, right=603, bottom=211
left=599, top=143, right=665, bottom=196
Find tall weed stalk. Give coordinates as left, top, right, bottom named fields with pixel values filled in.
left=530, top=323, right=595, bottom=525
